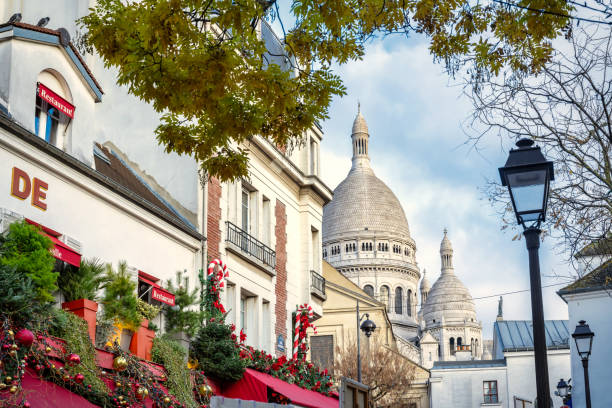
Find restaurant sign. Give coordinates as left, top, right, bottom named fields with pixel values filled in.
left=151, top=287, right=175, bottom=306
left=37, top=82, right=75, bottom=118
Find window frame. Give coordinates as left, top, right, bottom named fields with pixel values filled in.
left=483, top=380, right=498, bottom=404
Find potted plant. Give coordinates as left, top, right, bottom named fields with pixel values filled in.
left=129, top=298, right=161, bottom=360
left=100, top=261, right=141, bottom=351
left=59, top=257, right=106, bottom=342
left=164, top=270, right=201, bottom=352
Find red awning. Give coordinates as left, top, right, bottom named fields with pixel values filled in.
left=223, top=368, right=339, bottom=408
left=138, top=273, right=175, bottom=306
left=9, top=371, right=100, bottom=407
left=25, top=219, right=81, bottom=267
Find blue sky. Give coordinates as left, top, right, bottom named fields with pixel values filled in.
left=314, top=35, right=572, bottom=339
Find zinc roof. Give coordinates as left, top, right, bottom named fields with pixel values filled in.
left=494, top=320, right=570, bottom=351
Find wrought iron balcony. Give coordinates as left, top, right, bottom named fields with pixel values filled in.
left=310, top=270, right=326, bottom=300
left=225, top=221, right=276, bottom=269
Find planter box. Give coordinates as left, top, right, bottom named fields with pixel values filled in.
left=129, top=319, right=155, bottom=360
left=62, top=299, right=98, bottom=344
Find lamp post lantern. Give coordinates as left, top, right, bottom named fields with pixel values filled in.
left=572, top=320, right=594, bottom=408
left=356, top=300, right=376, bottom=383
left=556, top=378, right=571, bottom=406
left=499, top=138, right=554, bottom=408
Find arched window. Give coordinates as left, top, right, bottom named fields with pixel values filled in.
left=407, top=289, right=412, bottom=316
left=475, top=339, right=479, bottom=356
left=35, top=70, right=72, bottom=149
left=395, top=287, right=403, bottom=314
left=449, top=338, right=455, bottom=355
left=380, top=286, right=390, bottom=312
left=471, top=338, right=475, bottom=355
left=364, top=285, right=374, bottom=298
left=457, top=337, right=462, bottom=349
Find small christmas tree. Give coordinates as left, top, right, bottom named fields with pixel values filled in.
left=192, top=261, right=245, bottom=383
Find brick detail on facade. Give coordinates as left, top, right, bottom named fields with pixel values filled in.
left=207, top=177, right=222, bottom=261
left=274, top=199, right=288, bottom=356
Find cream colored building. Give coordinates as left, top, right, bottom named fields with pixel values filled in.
left=310, top=261, right=430, bottom=408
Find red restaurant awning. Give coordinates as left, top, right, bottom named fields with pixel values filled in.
left=223, top=368, right=339, bottom=408
left=25, top=219, right=81, bottom=267
left=138, top=272, right=175, bottom=306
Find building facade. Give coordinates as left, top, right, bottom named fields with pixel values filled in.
left=558, top=240, right=612, bottom=408
left=0, top=4, right=329, bottom=355
left=430, top=320, right=570, bottom=408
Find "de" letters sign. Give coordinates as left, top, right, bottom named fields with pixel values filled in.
left=10, top=167, right=48, bottom=211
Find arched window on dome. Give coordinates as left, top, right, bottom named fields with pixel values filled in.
left=449, top=337, right=455, bottom=355
left=475, top=339, right=479, bottom=356
left=395, top=287, right=403, bottom=315
left=380, top=285, right=390, bottom=312
left=407, top=289, right=412, bottom=316
left=471, top=338, right=475, bottom=356
left=457, top=337, right=462, bottom=350
left=364, top=285, right=374, bottom=298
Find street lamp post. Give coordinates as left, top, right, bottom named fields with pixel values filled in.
left=572, top=320, right=595, bottom=408
left=356, top=300, right=376, bottom=383
left=499, top=138, right=555, bottom=408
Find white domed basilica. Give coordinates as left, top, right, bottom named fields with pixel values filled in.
left=322, top=108, right=482, bottom=368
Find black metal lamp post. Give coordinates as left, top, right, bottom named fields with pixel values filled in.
left=356, top=300, right=376, bottom=383
left=556, top=378, right=571, bottom=405
left=572, top=320, right=594, bottom=408
left=499, top=138, right=555, bottom=408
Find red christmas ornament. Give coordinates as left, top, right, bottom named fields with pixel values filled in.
left=15, top=329, right=34, bottom=347
left=67, top=353, right=81, bottom=365
left=24, top=402, right=31, bottom=408
left=74, top=373, right=85, bottom=384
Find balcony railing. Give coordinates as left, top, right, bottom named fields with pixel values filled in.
left=310, top=270, right=326, bottom=300
left=226, top=221, right=276, bottom=268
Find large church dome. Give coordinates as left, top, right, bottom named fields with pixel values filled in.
left=322, top=110, right=412, bottom=243
left=422, top=231, right=477, bottom=325
left=321, top=107, right=420, bottom=341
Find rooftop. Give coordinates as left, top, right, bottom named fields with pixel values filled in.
left=558, top=258, right=612, bottom=296
left=494, top=320, right=569, bottom=352
left=432, top=359, right=506, bottom=370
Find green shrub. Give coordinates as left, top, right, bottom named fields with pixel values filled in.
left=151, top=335, right=198, bottom=408
left=101, top=260, right=141, bottom=331
left=137, top=298, right=161, bottom=321
left=191, top=321, right=245, bottom=383
left=0, top=264, right=47, bottom=327
left=58, top=257, right=107, bottom=302
left=164, top=270, right=202, bottom=337
left=0, top=220, right=57, bottom=303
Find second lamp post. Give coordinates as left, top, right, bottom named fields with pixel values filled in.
left=499, top=138, right=555, bottom=408
left=356, top=300, right=376, bottom=383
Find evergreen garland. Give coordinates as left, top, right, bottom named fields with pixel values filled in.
left=151, top=335, right=198, bottom=408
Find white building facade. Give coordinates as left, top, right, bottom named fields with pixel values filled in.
left=430, top=320, right=571, bottom=408
left=558, top=243, right=612, bottom=408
